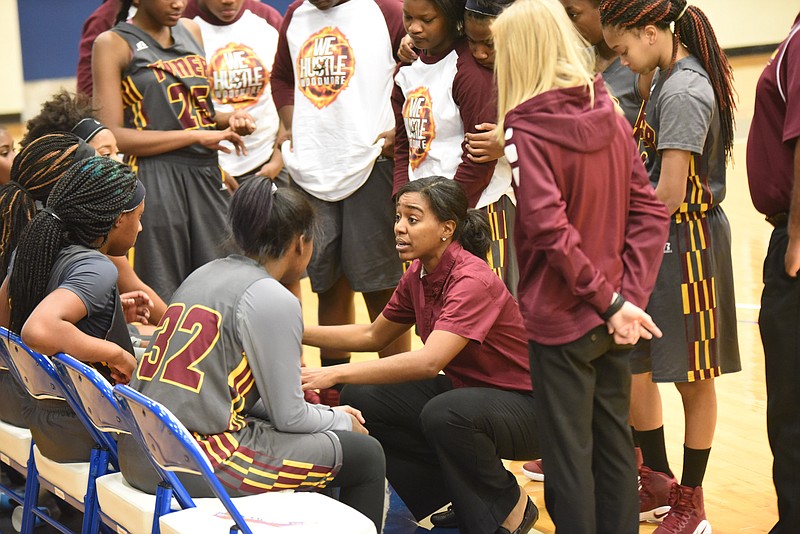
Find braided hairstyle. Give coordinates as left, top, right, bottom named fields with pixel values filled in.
left=8, top=157, right=136, bottom=333
left=599, top=0, right=736, bottom=160
left=397, top=176, right=492, bottom=261
left=20, top=90, right=96, bottom=148
left=0, top=133, right=95, bottom=280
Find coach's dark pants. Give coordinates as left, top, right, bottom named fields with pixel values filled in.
left=529, top=326, right=638, bottom=534
left=341, top=376, right=540, bottom=534
left=759, top=226, right=800, bottom=534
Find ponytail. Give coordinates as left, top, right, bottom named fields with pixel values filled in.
left=228, top=178, right=316, bottom=262
left=460, top=209, right=492, bottom=260
left=673, top=4, right=736, bottom=160
left=600, top=0, right=735, bottom=160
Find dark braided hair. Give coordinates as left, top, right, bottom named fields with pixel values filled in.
left=599, top=0, right=736, bottom=160
left=20, top=90, right=96, bottom=148
left=8, top=157, right=136, bottom=333
left=0, top=133, right=94, bottom=280
left=397, top=176, right=491, bottom=261
left=116, top=0, right=134, bottom=24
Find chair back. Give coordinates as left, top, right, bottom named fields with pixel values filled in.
left=52, top=353, right=124, bottom=459
left=0, top=326, right=67, bottom=402
left=0, top=328, right=14, bottom=373
left=113, top=384, right=252, bottom=534
left=0, top=327, right=28, bottom=384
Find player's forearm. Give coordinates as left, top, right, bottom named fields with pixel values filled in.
left=303, top=323, right=385, bottom=352
left=788, top=141, right=800, bottom=239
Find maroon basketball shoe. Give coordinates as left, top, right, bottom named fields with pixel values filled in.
left=653, top=485, right=711, bottom=534
left=639, top=465, right=678, bottom=522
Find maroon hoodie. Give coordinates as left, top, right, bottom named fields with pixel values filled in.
left=506, top=76, right=669, bottom=345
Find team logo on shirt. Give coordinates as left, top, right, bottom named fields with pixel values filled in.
left=403, top=87, right=435, bottom=169
left=296, top=27, right=355, bottom=109
left=207, top=43, right=268, bottom=108
left=632, top=106, right=656, bottom=163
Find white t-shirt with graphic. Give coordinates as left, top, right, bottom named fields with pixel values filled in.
left=192, top=6, right=282, bottom=176
left=272, top=0, right=403, bottom=201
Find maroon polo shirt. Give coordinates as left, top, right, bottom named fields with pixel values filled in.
left=381, top=242, right=532, bottom=392
left=747, top=13, right=800, bottom=217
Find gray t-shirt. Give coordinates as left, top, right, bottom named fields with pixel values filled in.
left=636, top=56, right=726, bottom=209
left=9, top=245, right=118, bottom=339
left=46, top=245, right=118, bottom=340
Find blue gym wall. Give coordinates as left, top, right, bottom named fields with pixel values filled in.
left=16, top=0, right=292, bottom=82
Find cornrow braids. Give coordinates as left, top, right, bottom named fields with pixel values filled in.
left=8, top=157, right=136, bottom=333
left=20, top=90, right=96, bottom=148
left=0, top=133, right=94, bottom=280
left=599, top=0, right=736, bottom=160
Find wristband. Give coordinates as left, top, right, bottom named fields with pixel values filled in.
left=601, top=293, right=626, bottom=321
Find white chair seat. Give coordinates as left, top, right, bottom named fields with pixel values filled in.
left=99, top=474, right=375, bottom=534
left=0, top=419, right=31, bottom=470
left=96, top=472, right=181, bottom=534
left=159, top=491, right=376, bottom=534
left=32, top=445, right=89, bottom=505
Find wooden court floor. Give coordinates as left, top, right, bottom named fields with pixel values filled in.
left=2, top=54, right=779, bottom=533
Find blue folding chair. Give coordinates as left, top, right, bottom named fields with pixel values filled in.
left=53, top=353, right=194, bottom=534
left=0, top=326, right=109, bottom=534
left=0, top=332, right=31, bottom=516
left=113, top=384, right=376, bottom=534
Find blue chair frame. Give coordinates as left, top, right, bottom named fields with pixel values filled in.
left=51, top=354, right=121, bottom=467
left=0, top=326, right=109, bottom=534
left=53, top=353, right=195, bottom=534
left=113, top=384, right=254, bottom=534
left=0, top=333, right=28, bottom=513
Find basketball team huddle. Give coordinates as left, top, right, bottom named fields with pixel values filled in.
left=0, top=0, right=798, bottom=533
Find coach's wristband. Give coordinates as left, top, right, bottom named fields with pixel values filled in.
left=601, top=293, right=626, bottom=321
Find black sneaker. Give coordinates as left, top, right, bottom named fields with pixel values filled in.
left=496, top=497, right=538, bottom=534
left=430, top=504, right=458, bottom=528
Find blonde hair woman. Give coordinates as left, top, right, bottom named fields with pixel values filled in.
left=493, top=0, right=670, bottom=531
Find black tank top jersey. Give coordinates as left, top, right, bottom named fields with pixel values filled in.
left=112, top=21, right=217, bottom=158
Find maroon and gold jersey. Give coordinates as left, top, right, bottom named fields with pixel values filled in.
left=129, top=255, right=348, bottom=493
left=112, top=21, right=217, bottom=158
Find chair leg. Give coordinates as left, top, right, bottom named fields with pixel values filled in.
left=19, top=449, right=41, bottom=534
left=82, top=446, right=109, bottom=534
left=152, top=483, right=175, bottom=534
